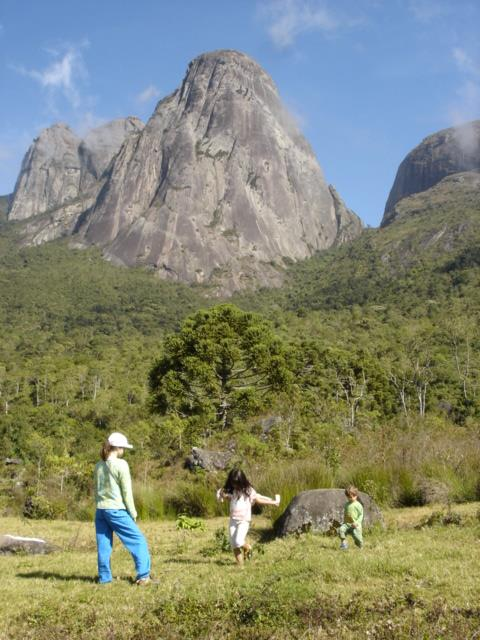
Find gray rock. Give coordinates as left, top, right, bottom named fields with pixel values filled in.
left=419, top=480, right=450, bottom=505
left=0, top=534, right=56, bottom=555
left=79, top=117, right=144, bottom=191
left=329, top=185, right=363, bottom=245
left=185, top=446, right=232, bottom=472
left=260, top=415, right=282, bottom=433
left=9, top=124, right=82, bottom=221
left=8, top=118, right=144, bottom=226
left=9, top=50, right=362, bottom=294
left=275, top=488, right=383, bottom=537
left=78, top=50, right=362, bottom=294
left=383, top=120, right=480, bottom=225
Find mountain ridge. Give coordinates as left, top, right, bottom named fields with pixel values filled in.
left=6, top=49, right=362, bottom=295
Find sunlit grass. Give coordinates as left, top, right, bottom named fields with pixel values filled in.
left=1, top=502, right=480, bottom=638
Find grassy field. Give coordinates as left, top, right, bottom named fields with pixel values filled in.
left=1, top=503, right=480, bottom=639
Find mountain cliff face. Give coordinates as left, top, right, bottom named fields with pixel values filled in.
left=382, top=120, right=480, bottom=226
left=8, top=117, right=144, bottom=222
left=7, top=50, right=362, bottom=293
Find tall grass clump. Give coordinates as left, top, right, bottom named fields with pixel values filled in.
left=250, top=457, right=335, bottom=519
left=134, top=484, right=172, bottom=520
left=164, top=479, right=227, bottom=518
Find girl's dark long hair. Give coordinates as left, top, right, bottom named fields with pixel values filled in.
left=223, top=469, right=252, bottom=497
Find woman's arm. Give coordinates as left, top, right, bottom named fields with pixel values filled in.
left=117, top=462, right=138, bottom=520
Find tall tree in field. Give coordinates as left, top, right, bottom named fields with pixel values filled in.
left=149, top=305, right=295, bottom=431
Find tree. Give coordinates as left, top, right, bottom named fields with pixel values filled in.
left=149, top=304, right=295, bottom=434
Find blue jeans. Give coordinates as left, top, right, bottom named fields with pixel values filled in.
left=95, top=509, right=151, bottom=583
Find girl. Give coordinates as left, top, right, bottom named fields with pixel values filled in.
left=94, top=432, right=151, bottom=585
left=217, top=468, right=280, bottom=565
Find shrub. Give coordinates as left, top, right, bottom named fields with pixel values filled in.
left=394, top=469, right=425, bottom=507
left=23, top=493, right=66, bottom=520
left=165, top=481, right=224, bottom=517
left=175, top=514, right=206, bottom=531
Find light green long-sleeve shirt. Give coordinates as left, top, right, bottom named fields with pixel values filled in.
left=94, top=458, right=137, bottom=519
left=344, top=499, right=363, bottom=528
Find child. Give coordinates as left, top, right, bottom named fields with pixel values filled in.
left=216, top=468, right=280, bottom=566
left=94, top=432, right=151, bottom=585
left=338, top=485, right=364, bottom=549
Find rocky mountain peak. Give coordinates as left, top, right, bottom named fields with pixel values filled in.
left=382, top=120, right=480, bottom=226
left=8, top=118, right=144, bottom=222
left=7, top=50, right=362, bottom=294
left=79, top=117, right=144, bottom=190
left=8, top=124, right=82, bottom=221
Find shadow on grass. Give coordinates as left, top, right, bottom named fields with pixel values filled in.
left=164, top=557, right=232, bottom=566
left=254, top=526, right=277, bottom=544
left=16, top=571, right=130, bottom=583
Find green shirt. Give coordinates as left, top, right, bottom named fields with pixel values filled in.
left=344, top=499, right=363, bottom=527
left=94, top=458, right=137, bottom=519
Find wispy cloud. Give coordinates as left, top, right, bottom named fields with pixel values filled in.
left=259, top=0, right=339, bottom=49
left=449, top=46, right=480, bottom=147
left=407, top=0, right=452, bottom=22
left=453, top=47, right=480, bottom=76
left=136, top=84, right=161, bottom=104
left=13, top=42, right=89, bottom=111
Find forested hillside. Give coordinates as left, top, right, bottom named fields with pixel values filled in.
left=0, top=171, right=479, bottom=519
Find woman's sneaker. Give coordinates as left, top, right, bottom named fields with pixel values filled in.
left=135, top=576, right=151, bottom=586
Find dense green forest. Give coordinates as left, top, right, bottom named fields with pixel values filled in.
left=0, top=174, right=479, bottom=519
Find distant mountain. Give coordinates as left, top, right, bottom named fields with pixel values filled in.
left=382, top=120, right=480, bottom=226
left=7, top=50, right=362, bottom=294
left=243, top=124, right=480, bottom=314
left=9, top=118, right=144, bottom=222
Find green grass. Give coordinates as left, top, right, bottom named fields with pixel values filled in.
left=1, top=503, right=480, bottom=639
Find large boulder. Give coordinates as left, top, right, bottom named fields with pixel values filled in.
left=275, top=488, right=383, bottom=537
left=185, top=446, right=232, bottom=472
left=0, top=534, right=56, bottom=555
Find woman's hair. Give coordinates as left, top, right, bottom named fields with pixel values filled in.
left=345, top=485, right=359, bottom=498
left=223, top=469, right=252, bottom=497
left=100, top=442, right=117, bottom=461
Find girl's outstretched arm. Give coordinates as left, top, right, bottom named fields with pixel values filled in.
left=255, top=493, right=280, bottom=506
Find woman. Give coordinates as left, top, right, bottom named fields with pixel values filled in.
left=94, top=432, right=151, bottom=585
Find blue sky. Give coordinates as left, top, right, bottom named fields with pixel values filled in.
left=0, top=0, right=479, bottom=226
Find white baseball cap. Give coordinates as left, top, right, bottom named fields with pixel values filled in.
left=107, top=432, right=133, bottom=449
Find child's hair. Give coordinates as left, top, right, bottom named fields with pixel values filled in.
left=100, top=442, right=118, bottom=461
left=345, top=485, right=359, bottom=498
left=224, top=468, right=252, bottom=497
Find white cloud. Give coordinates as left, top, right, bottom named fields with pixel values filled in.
left=259, top=0, right=338, bottom=48
left=453, top=47, right=480, bottom=76
left=14, top=43, right=88, bottom=110
left=136, top=84, right=161, bottom=104
left=75, top=111, right=107, bottom=137
left=408, top=0, right=451, bottom=22
left=450, top=80, right=480, bottom=124
left=449, top=47, right=480, bottom=145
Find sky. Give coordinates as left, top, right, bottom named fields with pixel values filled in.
left=0, top=0, right=479, bottom=227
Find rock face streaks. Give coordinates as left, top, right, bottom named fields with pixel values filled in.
left=9, top=118, right=144, bottom=222
left=8, top=50, right=362, bottom=292
left=382, top=120, right=480, bottom=226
